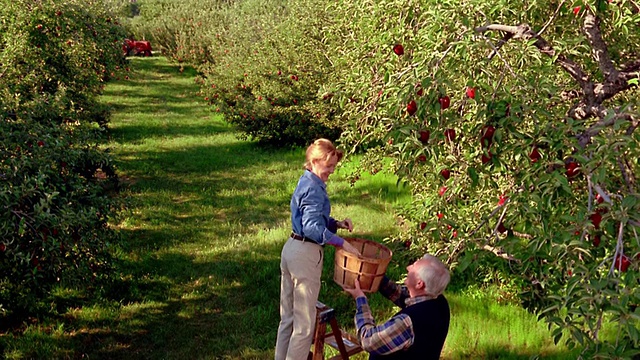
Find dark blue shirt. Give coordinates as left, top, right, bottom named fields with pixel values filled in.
left=290, top=170, right=338, bottom=245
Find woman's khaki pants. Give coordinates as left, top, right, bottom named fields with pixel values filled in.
left=275, top=237, right=324, bottom=360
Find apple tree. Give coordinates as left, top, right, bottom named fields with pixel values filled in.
left=326, top=0, right=639, bottom=357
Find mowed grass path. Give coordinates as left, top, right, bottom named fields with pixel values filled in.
left=0, top=56, right=576, bottom=359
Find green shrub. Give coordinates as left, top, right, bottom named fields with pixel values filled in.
left=0, top=0, right=125, bottom=316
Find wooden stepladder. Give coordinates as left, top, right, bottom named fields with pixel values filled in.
left=309, top=301, right=363, bottom=360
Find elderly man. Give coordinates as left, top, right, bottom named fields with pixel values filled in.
left=343, top=254, right=451, bottom=359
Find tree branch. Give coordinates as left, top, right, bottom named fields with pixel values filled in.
left=576, top=110, right=632, bottom=148
left=488, top=32, right=513, bottom=60
left=618, top=153, right=635, bottom=193
left=621, top=59, right=640, bottom=73
left=475, top=24, right=591, bottom=87
left=481, top=244, right=519, bottom=262
left=583, top=13, right=618, bottom=81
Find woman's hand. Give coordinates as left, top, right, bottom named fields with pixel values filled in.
left=337, top=218, right=353, bottom=232
left=341, top=239, right=361, bottom=256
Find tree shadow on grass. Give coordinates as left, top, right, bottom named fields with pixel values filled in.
left=42, top=243, right=285, bottom=359
left=103, top=58, right=228, bottom=144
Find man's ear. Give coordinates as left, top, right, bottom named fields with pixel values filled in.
left=416, top=279, right=426, bottom=290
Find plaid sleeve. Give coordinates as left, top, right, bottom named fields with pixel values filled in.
left=378, top=276, right=411, bottom=308
left=354, top=296, right=414, bottom=355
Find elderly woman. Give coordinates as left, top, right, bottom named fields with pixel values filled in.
left=275, top=138, right=359, bottom=360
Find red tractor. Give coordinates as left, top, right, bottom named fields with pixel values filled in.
left=122, top=39, right=153, bottom=57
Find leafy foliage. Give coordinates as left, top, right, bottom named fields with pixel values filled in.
left=0, top=0, right=125, bottom=316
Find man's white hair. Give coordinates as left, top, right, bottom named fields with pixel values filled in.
left=416, top=254, right=451, bottom=296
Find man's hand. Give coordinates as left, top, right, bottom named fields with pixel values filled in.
left=343, top=279, right=366, bottom=299
left=338, top=218, right=354, bottom=232
left=342, top=239, right=361, bottom=256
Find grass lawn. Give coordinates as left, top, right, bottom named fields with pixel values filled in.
left=1, top=56, right=579, bottom=359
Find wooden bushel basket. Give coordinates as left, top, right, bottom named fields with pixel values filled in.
left=333, top=238, right=392, bottom=293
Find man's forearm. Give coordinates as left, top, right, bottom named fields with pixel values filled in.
left=353, top=295, right=414, bottom=355
left=354, top=296, right=375, bottom=333
left=378, top=276, right=410, bottom=308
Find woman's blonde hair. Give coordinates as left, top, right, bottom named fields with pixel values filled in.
left=304, top=138, right=343, bottom=170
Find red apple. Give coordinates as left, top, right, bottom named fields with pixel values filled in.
left=498, top=195, right=508, bottom=206
left=37, top=140, right=45, bottom=147
left=438, top=186, right=447, bottom=197
left=497, top=222, right=507, bottom=234
left=404, top=240, right=412, bottom=248
left=565, top=161, right=580, bottom=178
left=388, top=138, right=393, bottom=145
left=452, top=230, right=458, bottom=238
left=290, top=75, right=298, bottom=81
left=529, top=147, right=541, bottom=163
left=438, top=96, right=450, bottom=110
left=596, top=193, right=604, bottom=204
left=416, top=86, right=424, bottom=96
left=418, top=154, right=427, bottom=162
left=589, top=212, right=602, bottom=229
left=440, top=169, right=451, bottom=180
left=393, top=44, right=404, bottom=56
left=573, top=6, right=581, bottom=15
left=466, top=87, right=476, bottom=99
left=407, top=100, right=417, bottom=116
left=481, top=153, right=492, bottom=164
left=420, top=222, right=427, bottom=230
left=444, top=128, right=456, bottom=143
left=437, top=213, right=444, bottom=220
left=592, top=235, right=601, bottom=247
left=614, top=254, right=630, bottom=272
left=0, top=243, right=5, bottom=252
left=480, top=125, right=495, bottom=148
left=419, top=129, right=430, bottom=144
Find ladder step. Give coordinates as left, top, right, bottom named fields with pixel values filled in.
left=324, top=334, right=362, bottom=352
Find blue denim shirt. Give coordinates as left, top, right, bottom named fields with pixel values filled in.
left=291, top=170, right=340, bottom=245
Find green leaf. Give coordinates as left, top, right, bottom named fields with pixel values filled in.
left=621, top=195, right=638, bottom=209
left=467, top=167, right=479, bottom=187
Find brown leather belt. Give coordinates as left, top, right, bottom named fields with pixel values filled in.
left=291, top=232, right=318, bottom=244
